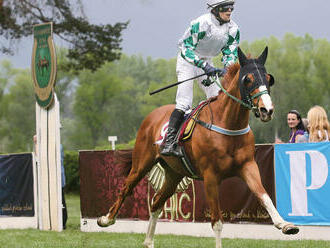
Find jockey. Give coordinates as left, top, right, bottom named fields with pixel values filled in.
left=160, top=0, right=240, bottom=157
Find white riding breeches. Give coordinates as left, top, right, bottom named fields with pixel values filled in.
left=175, top=53, right=220, bottom=112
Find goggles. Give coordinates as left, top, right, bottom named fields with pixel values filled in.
left=216, top=5, right=234, bottom=12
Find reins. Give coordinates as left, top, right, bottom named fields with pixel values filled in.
left=194, top=73, right=268, bottom=136
left=212, top=74, right=268, bottom=110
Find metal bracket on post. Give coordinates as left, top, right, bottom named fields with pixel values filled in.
left=108, top=136, right=117, bottom=151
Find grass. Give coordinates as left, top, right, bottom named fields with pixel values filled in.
left=0, top=194, right=330, bottom=248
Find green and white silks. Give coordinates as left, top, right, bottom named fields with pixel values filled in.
left=178, top=13, right=240, bottom=68
left=175, top=13, right=240, bottom=112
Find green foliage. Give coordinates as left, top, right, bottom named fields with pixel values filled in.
left=64, top=150, right=80, bottom=193
left=55, top=47, right=78, bottom=119
left=0, top=63, right=35, bottom=152
left=68, top=54, right=178, bottom=149
left=0, top=34, right=330, bottom=152
left=0, top=0, right=127, bottom=72
left=239, top=34, right=330, bottom=143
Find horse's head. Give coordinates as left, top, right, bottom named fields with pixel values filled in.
left=237, top=47, right=275, bottom=122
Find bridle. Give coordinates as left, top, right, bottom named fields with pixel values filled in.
left=212, top=73, right=269, bottom=117
left=196, top=46, right=273, bottom=135
left=194, top=72, right=268, bottom=137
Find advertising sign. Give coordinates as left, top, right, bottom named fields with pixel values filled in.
left=275, top=142, right=330, bottom=225
left=79, top=145, right=275, bottom=224
left=32, top=22, right=57, bottom=109
left=0, top=153, right=34, bottom=216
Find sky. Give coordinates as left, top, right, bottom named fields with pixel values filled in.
left=2, top=0, right=330, bottom=69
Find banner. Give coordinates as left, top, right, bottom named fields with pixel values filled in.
left=275, top=142, right=330, bottom=225
left=0, top=153, right=34, bottom=216
left=79, top=145, right=275, bottom=224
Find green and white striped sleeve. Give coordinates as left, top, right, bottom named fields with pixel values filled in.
left=221, top=27, right=240, bottom=67
left=180, top=22, right=207, bottom=68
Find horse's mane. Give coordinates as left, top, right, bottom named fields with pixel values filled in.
left=220, top=62, right=240, bottom=90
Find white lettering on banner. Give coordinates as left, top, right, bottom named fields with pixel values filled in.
left=286, top=150, right=328, bottom=216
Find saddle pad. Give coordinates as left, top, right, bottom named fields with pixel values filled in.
left=179, top=100, right=210, bottom=142
left=155, top=99, right=213, bottom=145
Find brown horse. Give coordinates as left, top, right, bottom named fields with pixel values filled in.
left=97, top=47, right=299, bottom=248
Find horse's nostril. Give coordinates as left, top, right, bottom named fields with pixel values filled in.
left=268, top=109, right=274, bottom=116
left=260, top=107, right=273, bottom=116
left=260, top=107, right=268, bottom=114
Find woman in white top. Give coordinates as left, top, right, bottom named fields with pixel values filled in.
left=307, top=105, right=330, bottom=142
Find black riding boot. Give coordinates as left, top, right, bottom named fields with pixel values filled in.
left=160, top=109, right=184, bottom=157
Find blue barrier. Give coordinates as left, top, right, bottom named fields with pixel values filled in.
left=275, top=142, right=330, bottom=225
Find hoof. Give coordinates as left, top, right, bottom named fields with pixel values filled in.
left=282, top=223, right=299, bottom=235
left=143, top=240, right=154, bottom=248
left=97, top=215, right=116, bottom=227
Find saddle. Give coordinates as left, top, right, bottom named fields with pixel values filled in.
left=155, top=98, right=216, bottom=180
left=178, top=100, right=211, bottom=143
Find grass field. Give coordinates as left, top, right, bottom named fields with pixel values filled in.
left=1, top=194, right=330, bottom=248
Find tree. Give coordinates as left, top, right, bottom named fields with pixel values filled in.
left=0, top=0, right=128, bottom=72
left=0, top=66, right=36, bottom=153
left=1, top=33, right=329, bottom=152
left=70, top=66, right=123, bottom=148
left=55, top=47, right=77, bottom=118
left=240, top=34, right=330, bottom=143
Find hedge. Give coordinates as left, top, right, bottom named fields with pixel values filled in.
left=63, top=150, right=79, bottom=193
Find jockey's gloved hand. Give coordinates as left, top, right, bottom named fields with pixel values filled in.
left=201, top=77, right=213, bottom=87
left=202, top=63, right=226, bottom=77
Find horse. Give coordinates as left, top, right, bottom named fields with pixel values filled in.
left=37, top=55, right=49, bottom=75
left=97, top=47, right=299, bottom=248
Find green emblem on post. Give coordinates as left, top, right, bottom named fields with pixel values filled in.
left=32, top=22, right=57, bottom=109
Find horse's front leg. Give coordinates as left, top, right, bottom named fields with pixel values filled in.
left=203, top=170, right=224, bottom=248
left=240, top=161, right=299, bottom=235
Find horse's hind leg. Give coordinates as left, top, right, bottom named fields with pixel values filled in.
left=239, top=161, right=299, bottom=235
left=98, top=148, right=156, bottom=227
left=143, top=167, right=183, bottom=248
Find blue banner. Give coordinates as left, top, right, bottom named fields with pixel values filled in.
left=275, top=142, right=330, bottom=225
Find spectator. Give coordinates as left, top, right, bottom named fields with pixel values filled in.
left=307, top=105, right=330, bottom=142
left=33, top=134, right=39, bottom=156
left=276, top=110, right=305, bottom=143
left=61, top=144, right=68, bottom=229
left=296, top=118, right=309, bottom=143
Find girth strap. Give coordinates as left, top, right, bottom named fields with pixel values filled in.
left=195, top=119, right=250, bottom=136
left=179, top=146, right=201, bottom=180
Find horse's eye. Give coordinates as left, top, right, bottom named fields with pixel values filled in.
left=242, top=74, right=251, bottom=85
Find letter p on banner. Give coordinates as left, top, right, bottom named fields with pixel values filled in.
left=275, top=143, right=330, bottom=225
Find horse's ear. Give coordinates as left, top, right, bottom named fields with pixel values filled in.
left=257, top=46, right=268, bottom=65
left=268, top=73, right=275, bottom=86
left=238, top=47, right=248, bottom=67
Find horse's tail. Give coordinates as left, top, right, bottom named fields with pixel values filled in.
left=114, top=150, right=133, bottom=177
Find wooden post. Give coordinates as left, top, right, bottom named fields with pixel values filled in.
left=35, top=94, right=62, bottom=231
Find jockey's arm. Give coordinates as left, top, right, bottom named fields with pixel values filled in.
left=180, top=21, right=207, bottom=69
left=221, top=25, right=240, bottom=67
